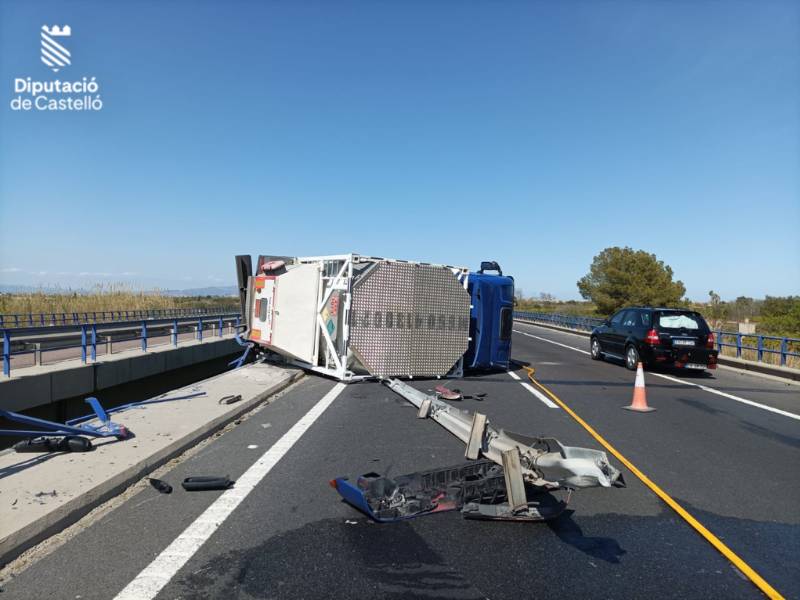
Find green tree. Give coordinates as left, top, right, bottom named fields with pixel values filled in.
left=760, top=296, right=800, bottom=337
left=577, top=247, right=686, bottom=314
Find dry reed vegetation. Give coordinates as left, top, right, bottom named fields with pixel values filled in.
left=0, top=284, right=235, bottom=315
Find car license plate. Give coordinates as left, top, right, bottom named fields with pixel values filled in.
left=685, top=363, right=706, bottom=370
left=673, top=339, right=695, bottom=346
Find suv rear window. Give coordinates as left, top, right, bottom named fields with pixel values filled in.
left=656, top=312, right=706, bottom=331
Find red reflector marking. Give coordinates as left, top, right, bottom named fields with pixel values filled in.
left=254, top=299, right=261, bottom=316
left=254, top=277, right=266, bottom=290
left=251, top=329, right=261, bottom=340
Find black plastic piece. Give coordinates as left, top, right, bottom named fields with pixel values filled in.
left=13, top=436, right=93, bottom=453
left=149, top=478, right=173, bottom=494
left=181, top=476, right=234, bottom=491
left=218, top=394, right=243, bottom=405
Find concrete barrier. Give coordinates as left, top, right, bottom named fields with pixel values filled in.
left=0, top=361, right=302, bottom=567
left=1, top=337, right=242, bottom=412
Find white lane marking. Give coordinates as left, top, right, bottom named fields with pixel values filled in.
left=507, top=370, right=557, bottom=407
left=515, top=329, right=800, bottom=421
left=115, top=383, right=347, bottom=600
left=514, top=320, right=589, bottom=339
left=520, top=382, right=559, bottom=408
left=514, top=329, right=590, bottom=355
left=650, top=372, right=800, bottom=421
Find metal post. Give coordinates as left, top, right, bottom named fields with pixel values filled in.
left=716, top=330, right=722, bottom=353
left=780, top=338, right=788, bottom=367
left=197, top=319, right=203, bottom=341
left=91, top=324, right=97, bottom=362
left=218, top=316, right=223, bottom=337
left=81, top=325, right=87, bottom=363
left=172, top=319, right=178, bottom=346
left=2, top=330, right=10, bottom=377
left=736, top=333, right=742, bottom=358
left=106, top=336, right=113, bottom=356
left=28, top=313, right=33, bottom=327
left=141, top=321, right=148, bottom=352
left=757, top=336, right=763, bottom=362
left=34, top=343, right=42, bottom=366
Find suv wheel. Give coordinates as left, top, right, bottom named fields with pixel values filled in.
left=625, top=345, right=640, bottom=370
left=590, top=338, right=602, bottom=361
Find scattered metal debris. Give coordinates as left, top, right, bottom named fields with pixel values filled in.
left=332, top=460, right=571, bottom=522
left=331, top=379, right=624, bottom=523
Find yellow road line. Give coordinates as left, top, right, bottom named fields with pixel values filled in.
left=522, top=366, right=784, bottom=600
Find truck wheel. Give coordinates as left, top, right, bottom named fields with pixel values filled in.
left=590, top=338, right=603, bottom=361
left=625, top=345, right=640, bottom=371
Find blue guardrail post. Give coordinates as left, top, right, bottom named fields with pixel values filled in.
left=2, top=330, right=10, bottom=377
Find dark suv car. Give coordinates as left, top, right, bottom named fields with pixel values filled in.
left=590, top=307, right=718, bottom=371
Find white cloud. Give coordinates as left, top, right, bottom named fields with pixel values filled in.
left=1, top=267, right=22, bottom=273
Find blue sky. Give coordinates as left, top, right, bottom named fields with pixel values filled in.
left=1, top=0, right=797, bottom=300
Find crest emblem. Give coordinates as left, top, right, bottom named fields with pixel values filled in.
left=41, top=25, right=71, bottom=73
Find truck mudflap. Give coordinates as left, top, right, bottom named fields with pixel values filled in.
left=330, top=460, right=571, bottom=522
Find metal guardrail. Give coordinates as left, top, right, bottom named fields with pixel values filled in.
left=515, top=311, right=604, bottom=332
left=0, top=307, right=240, bottom=329
left=2, top=312, right=242, bottom=377
left=514, top=311, right=800, bottom=368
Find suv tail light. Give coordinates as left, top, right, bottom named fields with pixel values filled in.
left=645, top=329, right=660, bottom=345
left=706, top=332, right=715, bottom=349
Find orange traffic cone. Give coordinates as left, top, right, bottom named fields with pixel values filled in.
left=622, top=362, right=656, bottom=412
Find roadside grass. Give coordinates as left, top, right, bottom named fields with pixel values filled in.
left=0, top=284, right=237, bottom=316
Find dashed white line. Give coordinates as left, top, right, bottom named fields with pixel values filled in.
left=520, top=382, right=559, bottom=408
left=513, top=329, right=590, bottom=355
left=507, top=369, right=558, bottom=407
left=114, top=383, right=347, bottom=600
left=514, top=328, right=800, bottom=421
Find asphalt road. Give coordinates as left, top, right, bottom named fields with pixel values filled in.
left=3, top=323, right=798, bottom=599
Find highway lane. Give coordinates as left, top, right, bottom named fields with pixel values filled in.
left=512, top=322, right=800, bottom=597
left=3, top=327, right=797, bottom=599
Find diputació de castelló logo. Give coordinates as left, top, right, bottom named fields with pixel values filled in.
left=9, top=24, right=104, bottom=112
left=40, top=25, right=72, bottom=73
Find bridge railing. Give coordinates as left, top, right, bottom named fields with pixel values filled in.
left=514, top=311, right=604, bottom=332
left=514, top=311, right=800, bottom=369
left=2, top=312, right=242, bottom=377
left=0, top=307, right=240, bottom=329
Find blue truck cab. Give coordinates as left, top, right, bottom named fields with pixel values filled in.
left=463, top=261, right=514, bottom=371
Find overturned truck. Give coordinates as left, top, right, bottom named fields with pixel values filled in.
left=235, top=253, right=514, bottom=381
left=235, top=253, right=624, bottom=522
